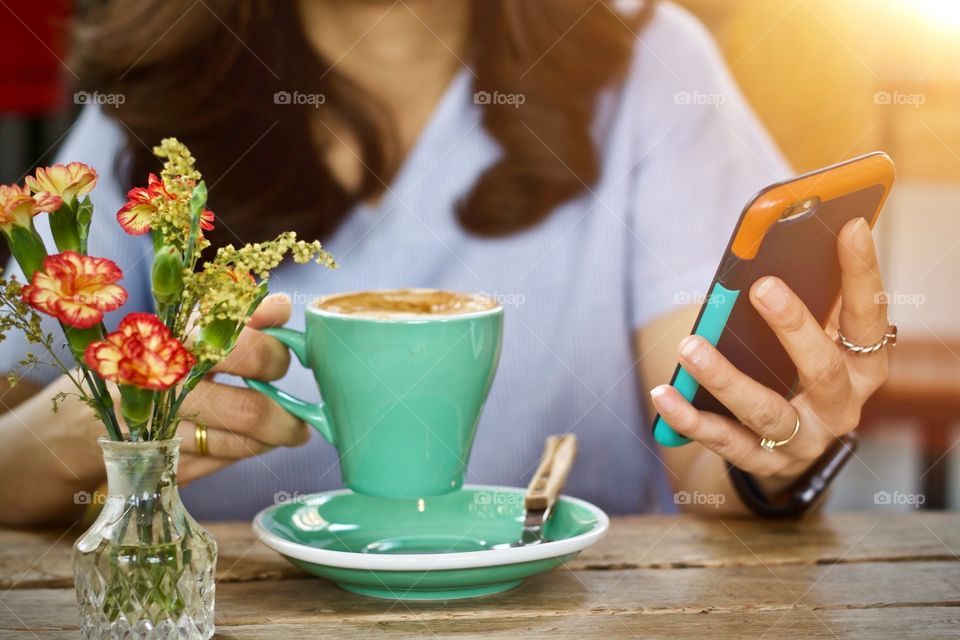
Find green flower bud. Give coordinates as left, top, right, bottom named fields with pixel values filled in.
left=65, top=325, right=104, bottom=360
left=197, top=317, right=237, bottom=352
left=5, top=225, right=48, bottom=280
left=151, top=246, right=183, bottom=306
left=49, top=202, right=81, bottom=254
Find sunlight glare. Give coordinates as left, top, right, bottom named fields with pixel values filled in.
left=908, top=0, right=960, bottom=28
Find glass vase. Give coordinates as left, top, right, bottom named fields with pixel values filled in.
left=73, top=437, right=217, bottom=640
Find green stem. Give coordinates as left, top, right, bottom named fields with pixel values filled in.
left=5, top=305, right=120, bottom=439
left=156, top=383, right=189, bottom=442
left=87, top=368, right=122, bottom=438
left=76, top=197, right=93, bottom=255
left=84, top=369, right=122, bottom=441
left=183, top=181, right=206, bottom=272
left=60, top=322, right=123, bottom=440
left=148, top=304, right=176, bottom=435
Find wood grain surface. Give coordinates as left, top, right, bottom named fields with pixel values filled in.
left=1, top=513, right=957, bottom=638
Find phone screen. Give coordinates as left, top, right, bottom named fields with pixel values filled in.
left=693, top=185, right=887, bottom=419
left=653, top=153, right=894, bottom=447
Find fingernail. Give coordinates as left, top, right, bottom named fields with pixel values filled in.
left=853, top=217, right=871, bottom=251
left=271, top=292, right=291, bottom=304
left=756, top=277, right=788, bottom=312
left=679, top=336, right=707, bottom=369
left=651, top=385, right=677, bottom=413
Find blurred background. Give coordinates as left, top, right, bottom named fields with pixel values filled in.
left=2, top=0, right=958, bottom=510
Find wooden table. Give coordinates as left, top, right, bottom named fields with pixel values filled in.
left=1, top=513, right=959, bottom=638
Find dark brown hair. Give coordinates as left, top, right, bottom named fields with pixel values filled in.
left=73, top=1, right=655, bottom=245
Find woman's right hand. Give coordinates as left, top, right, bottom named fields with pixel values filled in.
left=0, top=293, right=308, bottom=525
left=174, top=293, right=310, bottom=481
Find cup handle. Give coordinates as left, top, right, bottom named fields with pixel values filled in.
left=242, top=327, right=336, bottom=447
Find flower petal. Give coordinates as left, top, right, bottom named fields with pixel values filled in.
left=22, top=251, right=127, bottom=328
left=85, top=312, right=194, bottom=390
left=26, top=163, right=98, bottom=201
left=0, top=184, right=57, bottom=231
left=117, top=201, right=156, bottom=235
left=200, top=209, right=215, bottom=232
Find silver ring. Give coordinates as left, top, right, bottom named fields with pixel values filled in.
left=837, top=322, right=897, bottom=355
left=760, top=409, right=800, bottom=451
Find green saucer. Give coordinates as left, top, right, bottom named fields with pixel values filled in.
left=252, top=485, right=608, bottom=600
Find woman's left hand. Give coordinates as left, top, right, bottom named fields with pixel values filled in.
left=650, top=217, right=891, bottom=483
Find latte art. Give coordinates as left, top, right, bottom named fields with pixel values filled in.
left=315, top=289, right=498, bottom=319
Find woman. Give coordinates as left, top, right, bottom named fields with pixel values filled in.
left=0, top=0, right=890, bottom=523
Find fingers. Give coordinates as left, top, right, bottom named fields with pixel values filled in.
left=650, top=385, right=792, bottom=476
left=750, top=276, right=852, bottom=404
left=179, top=380, right=310, bottom=447
left=179, top=451, right=232, bottom=482
left=248, top=292, right=292, bottom=330
left=177, top=420, right=291, bottom=459
left=175, top=292, right=307, bottom=464
left=211, top=325, right=291, bottom=380
left=211, top=292, right=292, bottom=379
left=675, top=335, right=798, bottom=443
left=837, top=217, right=888, bottom=346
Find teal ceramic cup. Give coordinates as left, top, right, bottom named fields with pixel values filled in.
left=244, top=290, right=503, bottom=498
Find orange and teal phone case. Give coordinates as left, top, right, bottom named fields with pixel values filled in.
left=653, top=152, right=895, bottom=447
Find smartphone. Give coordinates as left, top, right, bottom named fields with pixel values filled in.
left=652, top=152, right=895, bottom=447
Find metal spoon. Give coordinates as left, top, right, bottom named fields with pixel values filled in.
left=509, top=434, right=578, bottom=548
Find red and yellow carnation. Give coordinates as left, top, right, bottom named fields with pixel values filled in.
left=0, top=184, right=62, bottom=233
left=84, top=313, right=195, bottom=391
left=24, top=162, right=98, bottom=202
left=116, top=173, right=169, bottom=235
left=117, top=173, right=214, bottom=235
left=21, top=252, right=127, bottom=328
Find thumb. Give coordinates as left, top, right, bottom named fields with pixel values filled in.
left=247, top=292, right=292, bottom=330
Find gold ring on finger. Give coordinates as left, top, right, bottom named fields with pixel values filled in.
left=760, top=409, right=800, bottom=452
left=195, top=422, right=209, bottom=457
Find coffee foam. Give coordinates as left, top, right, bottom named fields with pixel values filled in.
left=315, top=289, right=498, bottom=319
